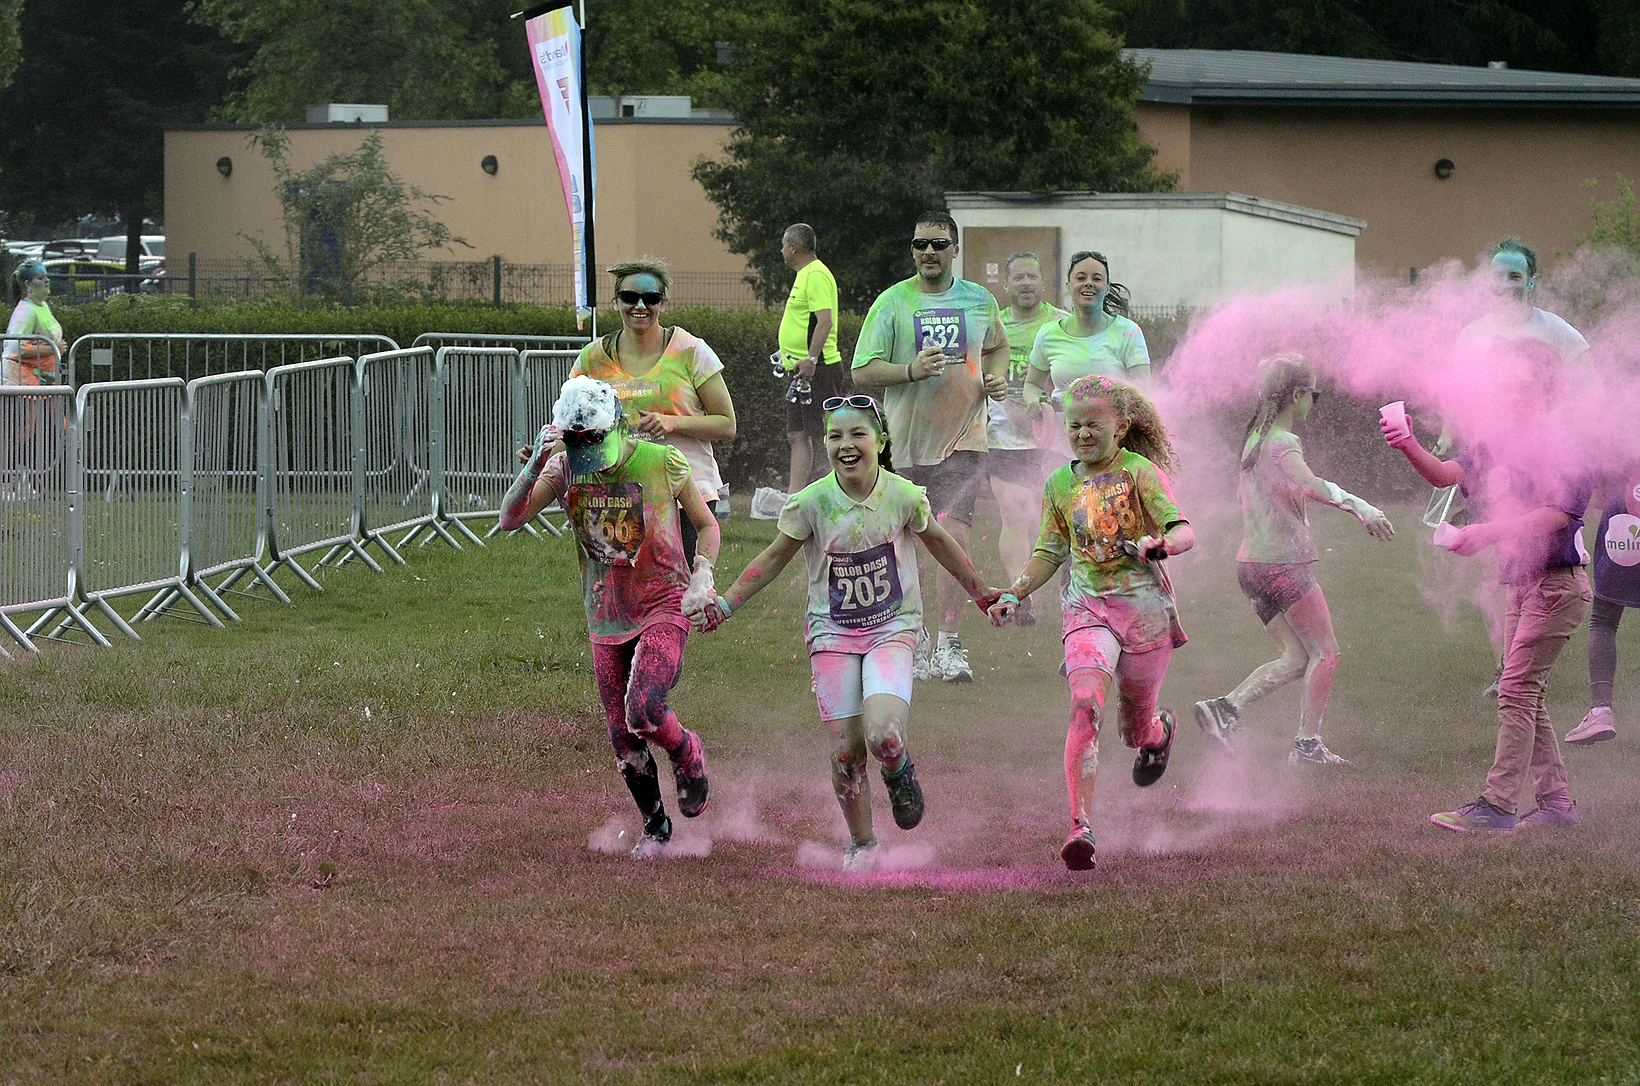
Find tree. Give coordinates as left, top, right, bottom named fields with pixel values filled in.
left=581, top=0, right=734, bottom=106
left=248, top=128, right=469, bottom=304
left=193, top=0, right=536, bottom=123
left=694, top=0, right=1174, bottom=310
left=0, top=0, right=238, bottom=269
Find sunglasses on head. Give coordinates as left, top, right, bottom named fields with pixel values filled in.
left=616, top=290, right=665, bottom=307
left=561, top=428, right=609, bottom=447
left=910, top=238, right=953, bottom=252
left=822, top=394, right=884, bottom=425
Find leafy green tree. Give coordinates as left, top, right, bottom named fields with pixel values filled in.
left=1579, top=175, right=1640, bottom=255
left=248, top=128, right=470, bottom=303
left=0, top=0, right=20, bottom=98
left=695, top=0, right=1173, bottom=310
left=581, top=0, right=734, bottom=106
left=0, top=0, right=237, bottom=268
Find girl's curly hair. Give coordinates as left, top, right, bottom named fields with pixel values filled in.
left=1062, top=374, right=1177, bottom=472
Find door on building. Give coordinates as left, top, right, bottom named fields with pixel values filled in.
left=961, top=227, right=1062, bottom=310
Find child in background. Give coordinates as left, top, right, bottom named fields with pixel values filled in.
left=1381, top=369, right=1593, bottom=831
left=691, top=395, right=1001, bottom=872
left=499, top=376, right=720, bottom=858
left=1195, top=355, right=1394, bottom=765
left=1565, top=464, right=1640, bottom=745
left=989, top=375, right=1193, bottom=871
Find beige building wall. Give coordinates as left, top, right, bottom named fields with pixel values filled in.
left=949, top=194, right=1360, bottom=310
left=164, top=120, right=741, bottom=274
left=1136, top=102, right=1640, bottom=276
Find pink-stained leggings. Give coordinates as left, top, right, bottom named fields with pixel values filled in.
left=592, top=622, right=689, bottom=761
left=1064, top=624, right=1171, bottom=827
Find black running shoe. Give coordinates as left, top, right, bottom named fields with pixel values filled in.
left=672, top=730, right=710, bottom=818
left=1132, top=709, right=1177, bottom=787
left=882, top=759, right=925, bottom=829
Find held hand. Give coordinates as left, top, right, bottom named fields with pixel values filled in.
left=987, top=593, right=1019, bottom=627
left=911, top=345, right=946, bottom=382
left=690, top=595, right=733, bottom=632
left=796, top=356, right=817, bottom=380
left=680, top=557, right=716, bottom=616
left=982, top=372, right=1007, bottom=401
left=1379, top=415, right=1416, bottom=451
left=1448, top=524, right=1491, bottom=557
left=1128, top=535, right=1170, bottom=561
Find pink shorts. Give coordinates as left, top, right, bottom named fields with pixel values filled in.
left=810, top=635, right=916, bottom=721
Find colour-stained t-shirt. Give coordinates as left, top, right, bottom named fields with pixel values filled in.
left=570, top=325, right=724, bottom=499
left=1034, top=449, right=1186, bottom=632
left=852, top=277, right=1004, bottom=467
left=1591, top=466, right=1640, bottom=607
left=3, top=299, right=62, bottom=380
left=1237, top=429, right=1320, bottom=565
left=989, top=302, right=1065, bottom=451
left=1455, top=307, right=1588, bottom=364
left=776, top=469, right=931, bottom=653
left=778, top=258, right=842, bottom=369
left=543, top=440, right=694, bottom=645
left=1457, top=443, right=1593, bottom=584
left=1029, top=315, right=1148, bottom=454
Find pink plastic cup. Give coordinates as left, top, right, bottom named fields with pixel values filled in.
left=1379, top=401, right=1410, bottom=443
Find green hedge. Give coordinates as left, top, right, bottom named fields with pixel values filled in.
left=55, top=297, right=1412, bottom=499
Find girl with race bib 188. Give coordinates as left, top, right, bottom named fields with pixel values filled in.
left=690, top=395, right=1002, bottom=872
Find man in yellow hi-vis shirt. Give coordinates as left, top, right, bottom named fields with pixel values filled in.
left=778, top=223, right=844, bottom=494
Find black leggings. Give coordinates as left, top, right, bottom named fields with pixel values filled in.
left=1589, top=596, right=1626, bottom=709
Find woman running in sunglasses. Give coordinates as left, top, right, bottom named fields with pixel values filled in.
left=1193, top=355, right=1393, bottom=767
left=570, top=257, right=736, bottom=560
left=500, top=376, right=721, bottom=858
left=988, top=375, right=1191, bottom=872
left=690, top=395, right=1002, bottom=872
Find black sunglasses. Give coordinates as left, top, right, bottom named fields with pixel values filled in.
left=822, top=394, right=884, bottom=425
left=1068, top=250, right=1108, bottom=269
left=616, top=290, right=666, bottom=307
left=1297, top=386, right=1323, bottom=402
left=561, top=428, right=609, bottom=447
left=910, top=238, right=954, bottom=252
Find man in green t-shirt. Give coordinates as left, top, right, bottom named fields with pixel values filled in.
left=853, top=210, right=1009, bottom=683
left=779, top=223, right=845, bottom=494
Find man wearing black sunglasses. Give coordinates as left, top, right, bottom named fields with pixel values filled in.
left=852, top=210, right=1009, bottom=683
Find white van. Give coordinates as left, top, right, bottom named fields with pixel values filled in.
left=95, top=235, right=165, bottom=268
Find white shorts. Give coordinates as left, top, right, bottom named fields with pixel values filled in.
left=810, top=636, right=915, bottom=722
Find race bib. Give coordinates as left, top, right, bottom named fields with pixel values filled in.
left=827, top=542, right=904, bottom=629
left=568, top=482, right=645, bottom=566
left=1606, top=513, right=1640, bottom=568
left=915, top=309, right=968, bottom=359
left=1072, top=471, right=1142, bottom=564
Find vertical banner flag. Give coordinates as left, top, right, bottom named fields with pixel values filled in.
left=523, top=3, right=596, bottom=325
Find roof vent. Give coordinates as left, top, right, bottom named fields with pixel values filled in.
left=1487, top=60, right=1508, bottom=70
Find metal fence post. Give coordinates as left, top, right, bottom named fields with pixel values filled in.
left=188, top=252, right=197, bottom=309
left=492, top=255, right=502, bottom=307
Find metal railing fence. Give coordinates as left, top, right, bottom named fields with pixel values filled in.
left=0, top=338, right=596, bottom=652
left=65, top=333, right=401, bottom=387
left=412, top=332, right=589, bottom=353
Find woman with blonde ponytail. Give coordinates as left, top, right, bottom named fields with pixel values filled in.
left=1195, top=354, right=1395, bottom=766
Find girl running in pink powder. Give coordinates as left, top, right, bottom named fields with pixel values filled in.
left=988, top=374, right=1193, bottom=871
left=500, top=376, right=721, bottom=858
left=1194, top=355, right=1394, bottom=766
left=690, top=395, right=1001, bottom=872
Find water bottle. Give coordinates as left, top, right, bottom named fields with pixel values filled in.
left=768, top=351, right=786, bottom=379
left=715, top=484, right=731, bottom=521
left=786, top=378, right=812, bottom=405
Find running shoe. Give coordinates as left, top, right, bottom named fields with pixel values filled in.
left=631, top=813, right=672, bottom=859
left=1430, top=797, right=1515, bottom=833
left=1193, top=697, right=1240, bottom=756
left=1015, top=595, right=1036, bottom=627
left=1131, top=709, right=1177, bottom=787
left=1518, top=792, right=1580, bottom=828
left=913, top=626, right=933, bottom=682
left=932, top=635, right=973, bottom=683
left=882, top=759, right=925, bottom=829
left=1565, top=707, right=1616, bottom=745
left=1060, top=824, right=1097, bottom=871
left=1288, top=736, right=1351, bottom=766
left=672, top=730, right=710, bottom=818
left=842, top=840, right=880, bottom=873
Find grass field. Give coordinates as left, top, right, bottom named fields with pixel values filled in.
left=2, top=493, right=1638, bottom=1084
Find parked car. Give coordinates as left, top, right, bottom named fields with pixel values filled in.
left=41, top=258, right=165, bottom=302
left=43, top=238, right=101, bottom=261
left=94, top=234, right=164, bottom=272
left=4, top=241, right=44, bottom=259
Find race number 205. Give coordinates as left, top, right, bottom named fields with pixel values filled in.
left=827, top=542, right=904, bottom=629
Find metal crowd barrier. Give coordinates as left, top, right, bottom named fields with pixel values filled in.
left=0, top=385, right=76, bottom=653
left=357, top=347, right=440, bottom=555
left=518, top=349, right=582, bottom=538
left=412, top=332, right=587, bottom=354
left=263, top=357, right=381, bottom=590
left=426, top=347, right=522, bottom=547
left=65, top=333, right=400, bottom=387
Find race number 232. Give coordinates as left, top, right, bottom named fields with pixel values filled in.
left=827, top=542, right=904, bottom=629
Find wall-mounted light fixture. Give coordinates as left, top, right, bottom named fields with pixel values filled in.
left=481, top=155, right=499, bottom=176
left=216, top=156, right=233, bottom=178
left=1434, top=158, right=1455, bottom=180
